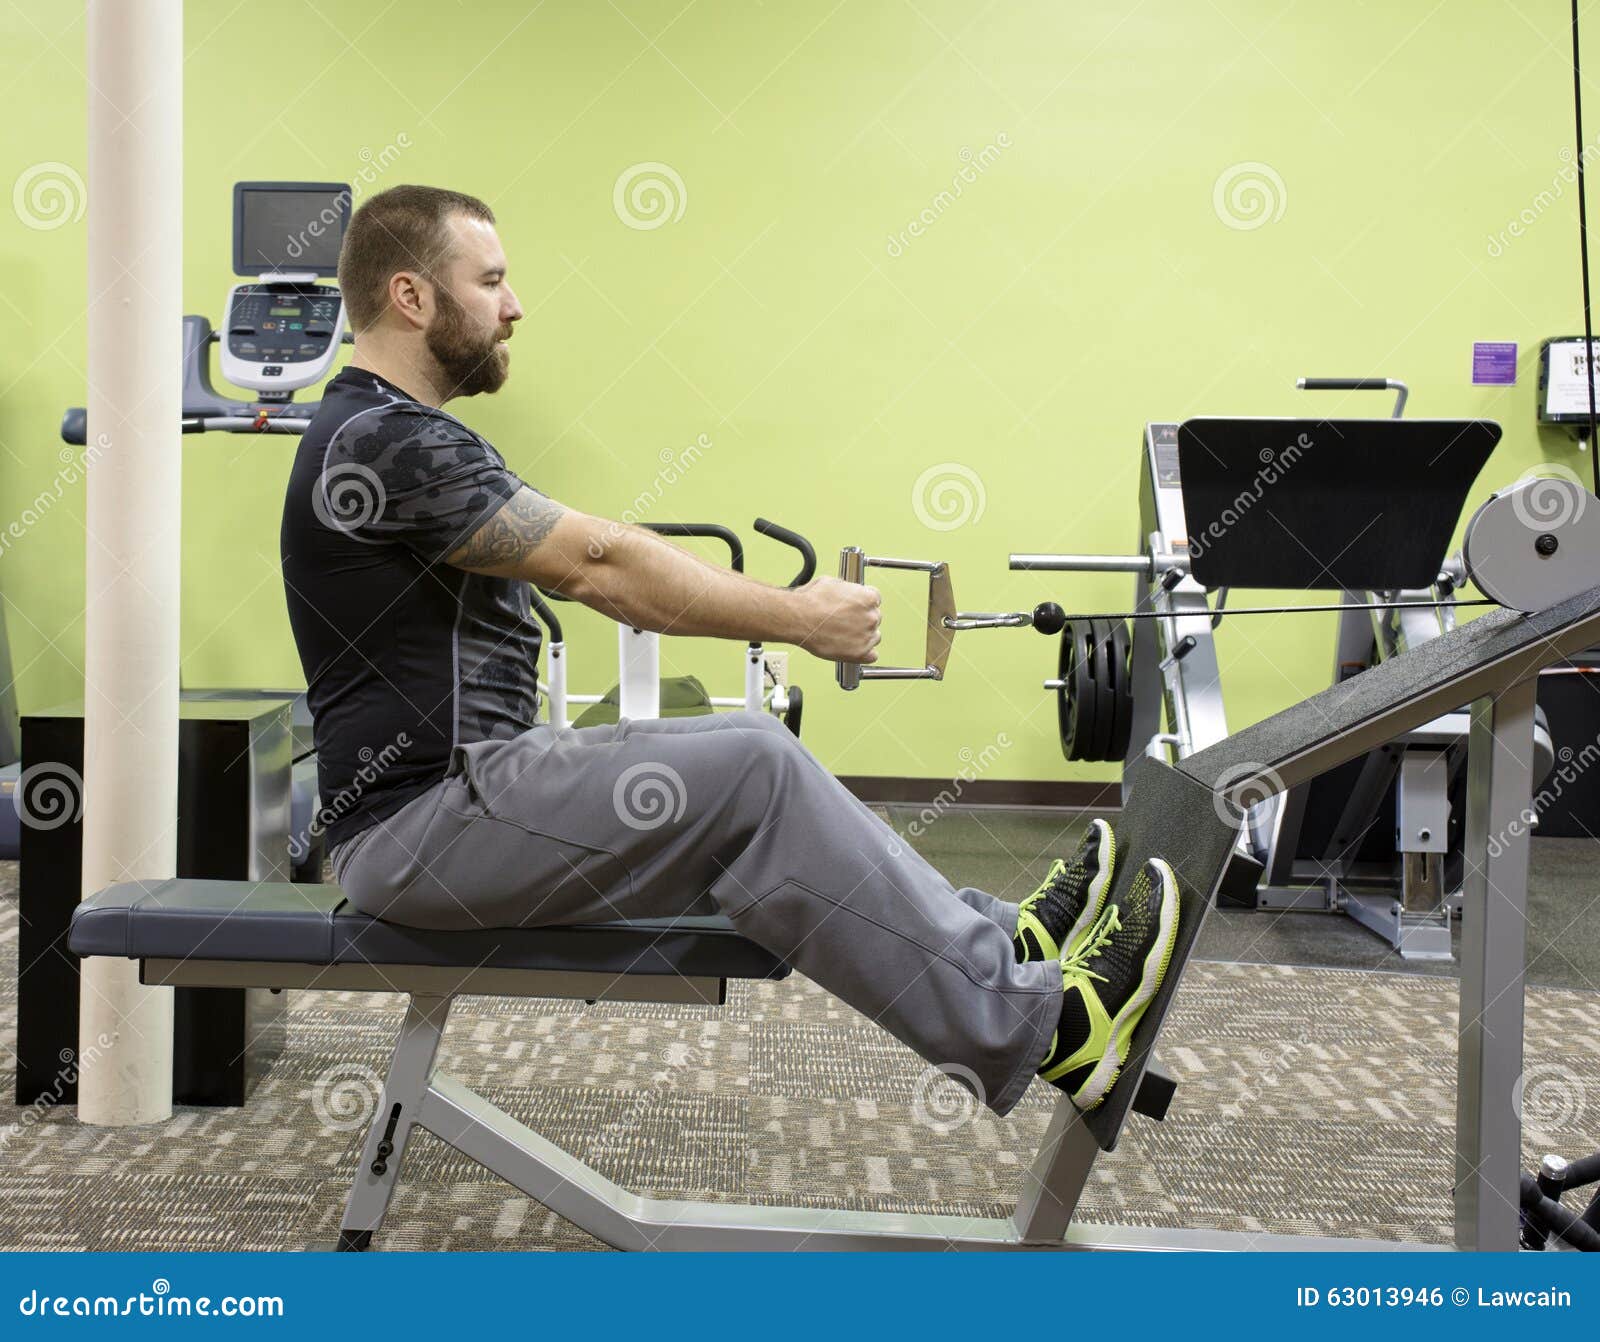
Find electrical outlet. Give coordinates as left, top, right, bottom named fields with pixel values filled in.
left=765, top=650, right=790, bottom=684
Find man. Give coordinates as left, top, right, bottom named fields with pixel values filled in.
left=280, top=184, right=1178, bottom=1118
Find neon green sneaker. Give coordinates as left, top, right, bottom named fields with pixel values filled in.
left=1014, top=818, right=1116, bottom=963
left=1038, top=857, right=1180, bottom=1111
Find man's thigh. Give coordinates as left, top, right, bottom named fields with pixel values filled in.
left=412, top=711, right=790, bottom=926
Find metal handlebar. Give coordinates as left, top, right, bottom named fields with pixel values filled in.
left=754, top=516, right=816, bottom=588
left=834, top=547, right=1058, bottom=691
left=62, top=410, right=319, bottom=445
left=529, top=587, right=565, bottom=644
left=1297, top=375, right=1409, bottom=419
left=186, top=415, right=313, bottom=434
left=1010, top=553, right=1154, bottom=574
left=642, top=522, right=745, bottom=572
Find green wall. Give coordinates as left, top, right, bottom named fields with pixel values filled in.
left=0, top=0, right=1589, bottom=782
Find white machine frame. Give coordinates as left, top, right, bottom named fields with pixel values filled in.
left=541, top=623, right=793, bottom=727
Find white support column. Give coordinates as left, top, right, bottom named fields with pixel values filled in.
left=78, top=0, right=183, bottom=1126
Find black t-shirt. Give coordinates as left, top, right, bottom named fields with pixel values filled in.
left=280, top=367, right=542, bottom=850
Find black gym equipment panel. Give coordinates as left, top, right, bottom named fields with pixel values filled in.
left=1178, top=418, right=1500, bottom=591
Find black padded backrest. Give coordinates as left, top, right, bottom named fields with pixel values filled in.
left=1178, top=417, right=1499, bottom=590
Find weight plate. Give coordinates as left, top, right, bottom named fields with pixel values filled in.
left=1058, top=619, right=1091, bottom=760
left=1055, top=621, right=1075, bottom=758
left=1107, top=618, right=1133, bottom=760
left=1079, top=619, right=1105, bottom=761
left=1068, top=621, right=1091, bottom=759
left=1088, top=618, right=1114, bottom=762
left=1077, top=620, right=1105, bottom=762
left=1093, top=617, right=1119, bottom=764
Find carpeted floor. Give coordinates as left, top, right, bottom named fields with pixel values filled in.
left=2, top=810, right=1597, bottom=1252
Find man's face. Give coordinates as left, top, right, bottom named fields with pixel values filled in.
left=424, top=214, right=524, bottom=398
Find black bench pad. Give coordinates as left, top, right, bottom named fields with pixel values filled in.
left=69, top=879, right=789, bottom=981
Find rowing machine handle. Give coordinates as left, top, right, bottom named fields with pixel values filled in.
left=836, top=547, right=865, bottom=691
left=753, top=517, right=816, bottom=588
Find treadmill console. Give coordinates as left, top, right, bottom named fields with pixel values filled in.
left=220, top=181, right=350, bottom=395
left=222, top=283, right=343, bottom=390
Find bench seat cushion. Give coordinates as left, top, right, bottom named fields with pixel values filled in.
left=69, top=879, right=788, bottom=981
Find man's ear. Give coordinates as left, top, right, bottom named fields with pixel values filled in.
left=387, top=270, right=430, bottom=330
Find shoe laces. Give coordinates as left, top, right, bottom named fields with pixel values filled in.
left=1020, top=858, right=1067, bottom=911
left=1061, top=904, right=1121, bottom=984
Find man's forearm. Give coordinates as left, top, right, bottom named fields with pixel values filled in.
left=580, top=523, right=811, bottom=644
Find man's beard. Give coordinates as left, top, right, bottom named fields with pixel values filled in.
left=426, top=285, right=511, bottom=397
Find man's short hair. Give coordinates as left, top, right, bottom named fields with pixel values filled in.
left=338, top=185, right=495, bottom=331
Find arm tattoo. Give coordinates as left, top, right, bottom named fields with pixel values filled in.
left=449, top=489, right=568, bottom=569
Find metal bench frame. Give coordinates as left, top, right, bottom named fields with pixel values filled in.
left=147, top=956, right=1408, bottom=1252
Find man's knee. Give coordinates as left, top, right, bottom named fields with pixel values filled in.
left=731, top=709, right=789, bottom=735
left=724, top=712, right=804, bottom=785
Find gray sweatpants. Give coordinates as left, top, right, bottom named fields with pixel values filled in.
left=331, top=710, right=1060, bottom=1115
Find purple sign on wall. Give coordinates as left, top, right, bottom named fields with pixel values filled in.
left=1472, top=341, right=1518, bottom=385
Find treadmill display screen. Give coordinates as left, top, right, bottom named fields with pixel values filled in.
left=236, top=186, right=349, bottom=275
